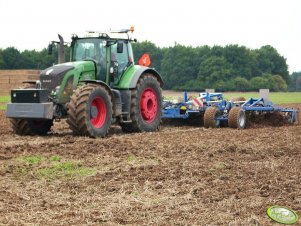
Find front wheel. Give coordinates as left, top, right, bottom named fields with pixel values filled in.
left=67, top=84, right=112, bottom=138
left=10, top=119, right=53, bottom=135
left=120, top=73, right=162, bottom=132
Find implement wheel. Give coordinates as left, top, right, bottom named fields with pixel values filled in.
left=10, top=119, right=53, bottom=135
left=228, top=107, right=246, bottom=129
left=120, top=73, right=162, bottom=133
left=204, top=107, right=221, bottom=128
left=67, top=84, right=112, bottom=138
left=230, top=96, right=246, bottom=102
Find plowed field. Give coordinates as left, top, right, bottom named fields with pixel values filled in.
left=0, top=104, right=300, bottom=225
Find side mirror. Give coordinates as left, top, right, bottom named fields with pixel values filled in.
left=47, top=43, right=53, bottom=55
left=117, top=42, right=123, bottom=53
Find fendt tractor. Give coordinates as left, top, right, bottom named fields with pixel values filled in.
left=6, top=28, right=163, bottom=137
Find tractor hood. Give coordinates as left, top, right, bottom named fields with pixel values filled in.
left=40, top=61, right=96, bottom=91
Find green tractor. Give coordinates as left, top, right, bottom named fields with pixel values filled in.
left=6, top=28, right=163, bottom=137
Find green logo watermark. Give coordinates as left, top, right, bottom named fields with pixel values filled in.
left=267, top=206, right=299, bottom=225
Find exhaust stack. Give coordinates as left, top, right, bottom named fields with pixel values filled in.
left=58, top=34, right=65, bottom=64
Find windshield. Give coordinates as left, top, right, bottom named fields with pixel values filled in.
left=72, top=38, right=106, bottom=63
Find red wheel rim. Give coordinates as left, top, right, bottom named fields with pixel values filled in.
left=90, top=97, right=106, bottom=128
left=140, top=88, right=158, bottom=123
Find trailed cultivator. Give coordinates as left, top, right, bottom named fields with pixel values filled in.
left=225, top=97, right=298, bottom=129
left=162, top=92, right=226, bottom=120
left=162, top=90, right=298, bottom=129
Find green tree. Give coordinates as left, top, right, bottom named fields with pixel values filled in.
left=250, top=76, right=269, bottom=90
left=197, top=56, right=234, bottom=85
left=161, top=44, right=198, bottom=89
left=20, top=50, right=36, bottom=69
left=0, top=49, right=4, bottom=69
left=2, top=47, right=21, bottom=69
left=296, top=77, right=301, bottom=91
left=289, top=72, right=301, bottom=91
left=255, top=45, right=289, bottom=83
left=213, top=80, right=226, bottom=91
left=222, top=45, right=254, bottom=79
left=271, top=75, right=287, bottom=91
left=231, top=77, right=251, bottom=91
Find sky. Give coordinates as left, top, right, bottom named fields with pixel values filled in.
left=0, top=0, right=300, bottom=73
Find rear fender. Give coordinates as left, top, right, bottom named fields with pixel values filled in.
left=118, top=65, right=163, bottom=89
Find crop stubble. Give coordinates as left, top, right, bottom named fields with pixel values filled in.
left=0, top=104, right=300, bottom=225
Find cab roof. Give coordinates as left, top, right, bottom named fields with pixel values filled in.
left=72, top=27, right=135, bottom=41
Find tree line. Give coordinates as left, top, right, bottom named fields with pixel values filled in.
left=0, top=42, right=300, bottom=91
left=133, top=42, right=300, bottom=91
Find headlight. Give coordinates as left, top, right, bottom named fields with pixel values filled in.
left=55, top=86, right=60, bottom=94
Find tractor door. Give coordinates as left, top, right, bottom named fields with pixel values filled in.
left=72, top=38, right=107, bottom=82
left=109, top=41, right=133, bottom=85
left=96, top=41, right=107, bottom=81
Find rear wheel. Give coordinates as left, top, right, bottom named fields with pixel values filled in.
left=120, top=73, right=162, bottom=132
left=204, top=107, right=221, bottom=128
left=10, top=119, right=53, bottom=135
left=68, top=84, right=112, bottom=137
left=228, top=107, right=246, bottom=129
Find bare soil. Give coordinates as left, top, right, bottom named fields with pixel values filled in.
left=0, top=104, right=300, bottom=225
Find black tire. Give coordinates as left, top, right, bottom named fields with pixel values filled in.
left=228, top=107, right=246, bottom=129
left=67, top=88, right=80, bottom=135
left=204, top=107, right=221, bottom=128
left=10, top=118, right=53, bottom=135
left=72, top=84, right=112, bottom=138
left=9, top=82, right=53, bottom=136
left=120, top=73, right=162, bottom=133
left=230, top=96, right=246, bottom=102
left=120, top=123, right=136, bottom=133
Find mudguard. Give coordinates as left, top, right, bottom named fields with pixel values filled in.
left=117, top=65, right=163, bottom=89
left=80, top=79, right=113, bottom=96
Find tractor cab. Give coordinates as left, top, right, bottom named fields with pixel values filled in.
left=70, top=31, right=134, bottom=85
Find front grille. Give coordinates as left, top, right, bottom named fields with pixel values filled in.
left=40, top=74, right=64, bottom=90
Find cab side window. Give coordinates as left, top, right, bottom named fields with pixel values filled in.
left=111, top=41, right=129, bottom=76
